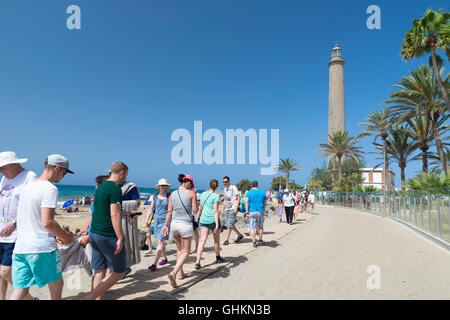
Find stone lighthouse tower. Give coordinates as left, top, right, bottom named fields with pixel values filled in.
left=328, top=44, right=346, bottom=136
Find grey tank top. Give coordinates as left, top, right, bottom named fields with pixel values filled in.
left=171, top=189, right=193, bottom=223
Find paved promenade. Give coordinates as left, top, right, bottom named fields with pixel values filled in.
left=7, top=205, right=450, bottom=300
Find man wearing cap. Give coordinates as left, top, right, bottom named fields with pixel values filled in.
left=10, top=154, right=75, bottom=300
left=244, top=181, right=267, bottom=248
left=0, top=152, right=37, bottom=300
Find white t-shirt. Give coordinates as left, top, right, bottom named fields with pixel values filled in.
left=283, top=194, right=296, bottom=207
left=308, top=194, right=315, bottom=204
left=0, top=170, right=37, bottom=243
left=224, top=185, right=239, bottom=210
left=14, top=180, right=59, bottom=254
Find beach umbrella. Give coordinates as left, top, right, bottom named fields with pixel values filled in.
left=61, top=200, right=74, bottom=209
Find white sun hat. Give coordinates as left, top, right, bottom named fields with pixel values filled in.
left=0, top=151, right=28, bottom=168
left=155, top=178, right=172, bottom=190
left=284, top=189, right=289, bottom=193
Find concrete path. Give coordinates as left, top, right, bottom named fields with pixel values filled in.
left=6, top=205, right=450, bottom=299
left=179, top=205, right=450, bottom=300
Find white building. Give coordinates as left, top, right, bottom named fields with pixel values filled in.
left=360, top=168, right=395, bottom=190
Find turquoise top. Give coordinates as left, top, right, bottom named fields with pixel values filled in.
left=199, top=191, right=220, bottom=224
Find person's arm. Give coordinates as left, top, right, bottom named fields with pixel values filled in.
left=163, top=195, right=173, bottom=236
left=196, top=203, right=203, bottom=222
left=190, top=190, right=198, bottom=214
left=41, top=208, right=74, bottom=244
left=245, top=198, right=249, bottom=214
left=234, top=191, right=241, bottom=214
left=145, top=199, right=155, bottom=226
left=263, top=199, right=267, bottom=212
left=80, top=215, right=92, bottom=235
left=110, top=203, right=123, bottom=255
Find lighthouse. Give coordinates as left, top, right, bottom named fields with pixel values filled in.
left=328, top=44, right=346, bottom=136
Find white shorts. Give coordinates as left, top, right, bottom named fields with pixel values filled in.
left=170, top=220, right=193, bottom=238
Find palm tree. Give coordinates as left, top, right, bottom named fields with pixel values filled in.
left=276, top=158, right=301, bottom=190
left=405, top=114, right=449, bottom=172
left=384, top=65, right=449, bottom=174
left=401, top=8, right=450, bottom=113
left=316, top=131, right=363, bottom=181
left=376, top=125, right=418, bottom=190
left=406, top=172, right=450, bottom=194
left=359, top=109, right=394, bottom=191
left=429, top=148, right=450, bottom=174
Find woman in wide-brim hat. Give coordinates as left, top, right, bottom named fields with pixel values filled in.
left=145, top=179, right=172, bottom=271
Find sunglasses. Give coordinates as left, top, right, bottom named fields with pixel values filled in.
left=223, top=180, right=229, bottom=184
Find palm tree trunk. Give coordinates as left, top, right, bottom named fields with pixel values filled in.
left=431, top=118, right=448, bottom=174
left=285, top=172, right=289, bottom=190
left=382, top=136, right=391, bottom=191
left=431, top=46, right=450, bottom=114
left=421, top=145, right=428, bottom=173
left=338, top=157, right=343, bottom=180
left=400, top=165, right=406, bottom=190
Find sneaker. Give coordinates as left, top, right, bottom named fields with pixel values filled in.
left=253, top=242, right=258, bottom=248
left=258, top=240, right=263, bottom=246
left=234, top=235, right=244, bottom=243
left=195, top=263, right=201, bottom=270
left=121, top=267, right=132, bottom=279
left=215, top=256, right=226, bottom=264
left=148, top=264, right=157, bottom=272
left=158, top=258, right=168, bottom=266
left=223, top=240, right=229, bottom=245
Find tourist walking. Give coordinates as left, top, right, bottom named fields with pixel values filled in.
left=10, top=154, right=75, bottom=300
left=146, top=178, right=172, bottom=272
left=308, top=192, right=316, bottom=214
left=163, top=174, right=198, bottom=288
left=0, top=152, right=37, bottom=300
left=244, top=181, right=267, bottom=248
left=82, top=161, right=133, bottom=300
left=194, top=179, right=226, bottom=270
left=283, top=189, right=296, bottom=225
left=222, top=176, right=244, bottom=245
left=276, top=198, right=283, bottom=223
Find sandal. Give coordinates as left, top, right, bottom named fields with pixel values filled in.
left=168, top=273, right=177, bottom=288
left=158, top=258, right=168, bottom=266
left=223, top=240, right=229, bottom=245
left=148, top=264, right=157, bottom=272
left=234, top=235, right=244, bottom=243
left=178, top=273, right=188, bottom=280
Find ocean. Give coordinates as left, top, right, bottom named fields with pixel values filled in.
left=56, top=184, right=204, bottom=206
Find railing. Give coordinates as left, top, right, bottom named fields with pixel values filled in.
left=312, top=190, right=450, bottom=244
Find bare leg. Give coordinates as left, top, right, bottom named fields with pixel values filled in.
left=91, top=269, right=107, bottom=300
left=195, top=228, right=210, bottom=264
left=0, top=265, right=33, bottom=300
left=10, top=287, right=30, bottom=300
left=81, top=271, right=124, bottom=300
left=213, top=231, right=221, bottom=256
left=231, top=226, right=242, bottom=238
left=193, top=229, right=199, bottom=252
left=172, top=237, right=191, bottom=277
left=47, top=278, right=64, bottom=300
left=259, top=228, right=264, bottom=241
left=225, top=227, right=232, bottom=242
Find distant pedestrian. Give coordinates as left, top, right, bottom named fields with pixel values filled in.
left=308, top=192, right=316, bottom=214
left=276, top=198, right=283, bottom=223
left=11, top=154, right=75, bottom=300
left=283, top=189, right=296, bottom=225
left=146, top=179, right=171, bottom=271
left=222, top=177, right=244, bottom=246
left=0, top=152, right=37, bottom=300
left=195, top=179, right=225, bottom=270
left=244, top=181, right=267, bottom=248
left=163, top=174, right=198, bottom=288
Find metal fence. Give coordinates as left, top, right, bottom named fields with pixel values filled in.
left=312, top=190, right=450, bottom=244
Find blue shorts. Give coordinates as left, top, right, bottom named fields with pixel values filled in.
left=12, top=250, right=62, bottom=289
left=199, top=221, right=220, bottom=232
left=0, top=242, right=15, bottom=267
left=249, top=212, right=265, bottom=230
left=89, top=232, right=127, bottom=273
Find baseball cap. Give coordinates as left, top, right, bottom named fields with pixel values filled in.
left=184, top=174, right=195, bottom=188
left=46, top=154, right=74, bottom=174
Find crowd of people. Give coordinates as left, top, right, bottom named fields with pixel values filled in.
left=0, top=151, right=316, bottom=300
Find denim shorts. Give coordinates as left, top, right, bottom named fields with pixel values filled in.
left=89, top=232, right=127, bottom=273
left=249, top=212, right=265, bottom=229
left=12, top=250, right=62, bottom=289
left=0, top=242, right=15, bottom=267
left=199, top=221, right=220, bottom=232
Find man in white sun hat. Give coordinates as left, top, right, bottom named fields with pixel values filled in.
left=10, top=154, right=75, bottom=300
left=0, top=152, right=37, bottom=300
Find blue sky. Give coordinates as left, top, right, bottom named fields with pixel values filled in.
left=0, top=0, right=448, bottom=190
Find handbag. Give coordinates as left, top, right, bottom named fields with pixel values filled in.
left=177, top=190, right=198, bottom=229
